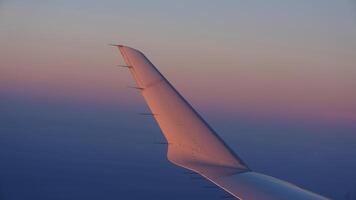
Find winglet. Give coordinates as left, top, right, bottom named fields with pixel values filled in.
left=116, top=46, right=250, bottom=176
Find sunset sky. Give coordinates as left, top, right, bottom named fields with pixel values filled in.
left=1, top=1, right=356, bottom=199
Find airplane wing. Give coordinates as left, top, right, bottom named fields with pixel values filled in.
left=114, top=45, right=329, bottom=200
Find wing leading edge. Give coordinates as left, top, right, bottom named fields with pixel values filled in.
left=114, top=45, right=329, bottom=200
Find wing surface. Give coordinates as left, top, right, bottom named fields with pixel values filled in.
left=117, top=45, right=248, bottom=177
left=114, top=45, right=329, bottom=200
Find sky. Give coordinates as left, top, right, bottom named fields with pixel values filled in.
left=1, top=0, right=356, bottom=199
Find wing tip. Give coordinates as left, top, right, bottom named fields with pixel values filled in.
left=109, top=44, right=124, bottom=47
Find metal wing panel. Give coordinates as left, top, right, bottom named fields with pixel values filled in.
left=118, top=45, right=248, bottom=175
left=115, top=45, right=330, bottom=200
left=214, top=172, right=328, bottom=200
